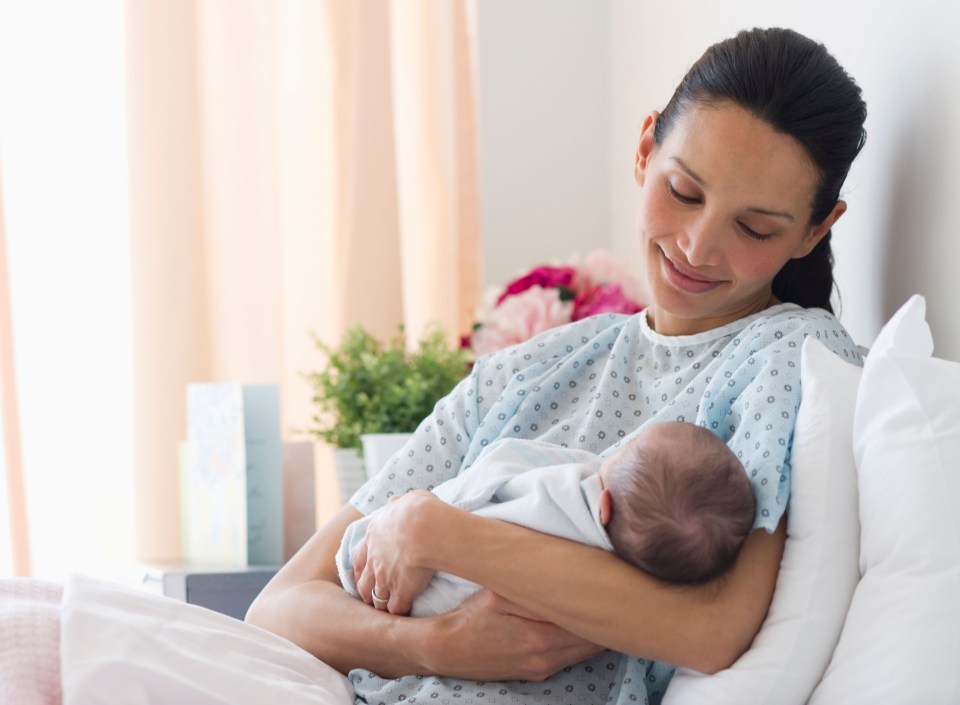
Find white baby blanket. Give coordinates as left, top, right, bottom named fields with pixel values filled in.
left=339, top=438, right=614, bottom=616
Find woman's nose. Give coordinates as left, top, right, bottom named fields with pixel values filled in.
left=678, top=216, right=722, bottom=267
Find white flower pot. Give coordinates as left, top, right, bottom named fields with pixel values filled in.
left=333, top=448, right=367, bottom=505
left=333, top=434, right=414, bottom=506
left=361, top=433, right=414, bottom=480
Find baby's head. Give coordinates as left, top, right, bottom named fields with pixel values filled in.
left=598, top=421, right=755, bottom=584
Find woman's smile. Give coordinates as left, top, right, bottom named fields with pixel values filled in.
left=659, top=247, right=724, bottom=294
left=633, top=101, right=833, bottom=336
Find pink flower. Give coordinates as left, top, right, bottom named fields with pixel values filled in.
left=496, top=266, right=576, bottom=305
left=572, top=251, right=646, bottom=302
left=569, top=250, right=630, bottom=291
left=471, top=286, right=574, bottom=357
left=464, top=249, right=646, bottom=357
left=572, top=282, right=644, bottom=321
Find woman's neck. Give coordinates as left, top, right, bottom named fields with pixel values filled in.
left=646, top=294, right=781, bottom=337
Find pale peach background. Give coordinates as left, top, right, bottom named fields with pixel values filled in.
left=1, top=0, right=480, bottom=573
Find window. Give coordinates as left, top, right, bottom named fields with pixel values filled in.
left=0, top=0, right=135, bottom=579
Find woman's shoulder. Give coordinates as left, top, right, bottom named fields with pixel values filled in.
left=741, top=304, right=863, bottom=365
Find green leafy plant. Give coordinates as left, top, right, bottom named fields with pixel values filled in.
left=306, top=324, right=471, bottom=451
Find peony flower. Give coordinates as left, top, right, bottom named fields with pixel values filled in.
left=470, top=286, right=574, bottom=357
left=464, top=249, right=645, bottom=357
left=570, top=250, right=647, bottom=304
left=572, top=282, right=644, bottom=321
left=496, top=266, right=576, bottom=305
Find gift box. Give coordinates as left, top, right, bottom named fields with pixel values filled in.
left=184, top=384, right=283, bottom=565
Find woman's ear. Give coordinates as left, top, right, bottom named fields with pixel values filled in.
left=635, top=110, right=660, bottom=186
left=794, top=200, right=847, bottom=259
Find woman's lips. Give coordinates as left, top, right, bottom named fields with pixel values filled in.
left=660, top=250, right=723, bottom=294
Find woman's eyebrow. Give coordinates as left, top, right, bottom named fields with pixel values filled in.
left=670, top=157, right=796, bottom=222
left=747, top=206, right=795, bottom=222
left=671, top=157, right=706, bottom=186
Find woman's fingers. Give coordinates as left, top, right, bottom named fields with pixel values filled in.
left=484, top=592, right=605, bottom=676
left=370, top=583, right=391, bottom=611
left=359, top=491, right=439, bottom=614
left=352, top=538, right=367, bottom=585
left=431, top=590, right=604, bottom=681
left=354, top=543, right=375, bottom=605
left=349, top=492, right=440, bottom=614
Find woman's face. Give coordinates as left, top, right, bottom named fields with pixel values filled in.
left=634, top=101, right=845, bottom=336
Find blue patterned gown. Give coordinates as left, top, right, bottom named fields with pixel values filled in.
left=349, top=304, right=862, bottom=705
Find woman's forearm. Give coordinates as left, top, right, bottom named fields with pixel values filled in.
left=250, top=503, right=606, bottom=681
left=246, top=505, right=437, bottom=677
left=248, top=576, right=439, bottom=677
left=411, top=496, right=785, bottom=673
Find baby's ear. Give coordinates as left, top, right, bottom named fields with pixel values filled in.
left=599, top=488, right=614, bottom=526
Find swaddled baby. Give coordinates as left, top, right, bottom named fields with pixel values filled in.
left=337, top=420, right=755, bottom=616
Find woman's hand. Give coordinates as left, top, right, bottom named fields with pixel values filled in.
left=353, top=490, right=440, bottom=615
left=425, top=589, right=605, bottom=681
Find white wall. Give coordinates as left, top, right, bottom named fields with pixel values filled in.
left=479, top=1, right=960, bottom=360
left=475, top=0, right=610, bottom=290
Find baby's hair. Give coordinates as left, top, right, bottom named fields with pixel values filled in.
left=604, top=423, right=755, bottom=584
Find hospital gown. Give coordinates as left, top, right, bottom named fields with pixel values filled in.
left=349, top=304, right=862, bottom=705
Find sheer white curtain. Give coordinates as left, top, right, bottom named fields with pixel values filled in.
left=0, top=164, right=27, bottom=577
left=0, top=0, right=480, bottom=577
left=0, top=0, right=133, bottom=579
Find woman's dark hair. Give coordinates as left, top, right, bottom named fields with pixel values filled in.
left=653, top=28, right=867, bottom=313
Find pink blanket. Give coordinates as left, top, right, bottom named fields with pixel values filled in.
left=0, top=578, right=62, bottom=705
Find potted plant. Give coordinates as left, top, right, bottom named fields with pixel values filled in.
left=306, top=324, right=471, bottom=502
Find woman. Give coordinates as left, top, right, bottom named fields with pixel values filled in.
left=247, top=27, right=867, bottom=704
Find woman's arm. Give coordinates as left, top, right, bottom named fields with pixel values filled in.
left=245, top=504, right=602, bottom=679
left=245, top=505, right=431, bottom=676
left=356, top=491, right=785, bottom=674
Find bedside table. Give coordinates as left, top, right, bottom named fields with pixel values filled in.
left=141, top=563, right=280, bottom=620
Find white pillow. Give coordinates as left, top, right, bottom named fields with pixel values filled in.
left=809, top=295, right=960, bottom=704
left=664, top=337, right=862, bottom=704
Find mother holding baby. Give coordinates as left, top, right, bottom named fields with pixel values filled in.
left=248, top=26, right=867, bottom=704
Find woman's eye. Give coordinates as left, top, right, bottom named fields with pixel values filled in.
left=666, top=182, right=699, bottom=205
left=738, top=223, right=773, bottom=241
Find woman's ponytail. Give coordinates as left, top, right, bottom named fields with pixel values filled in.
left=771, top=231, right=835, bottom=313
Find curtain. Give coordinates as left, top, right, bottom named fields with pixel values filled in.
left=0, top=164, right=30, bottom=577
left=126, top=0, right=481, bottom=563
left=0, top=0, right=134, bottom=581
left=1, top=0, right=480, bottom=574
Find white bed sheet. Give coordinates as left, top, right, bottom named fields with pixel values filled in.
left=60, top=573, right=355, bottom=705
